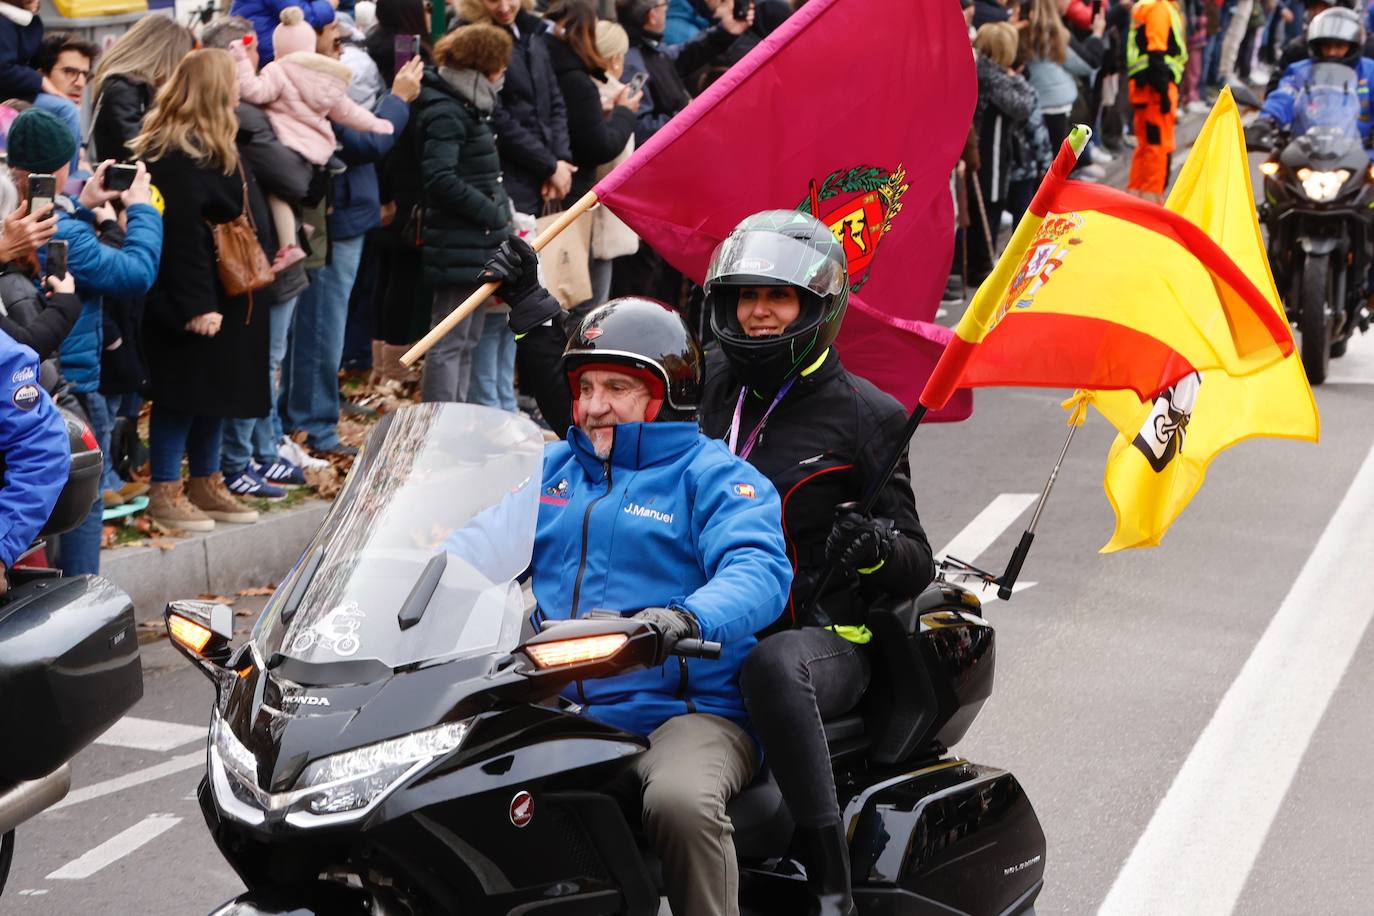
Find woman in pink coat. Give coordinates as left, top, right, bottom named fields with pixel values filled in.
left=232, top=6, right=394, bottom=270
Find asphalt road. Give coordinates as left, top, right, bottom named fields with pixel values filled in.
left=6, top=133, right=1374, bottom=916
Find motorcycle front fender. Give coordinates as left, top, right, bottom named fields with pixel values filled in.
left=1300, top=236, right=1343, bottom=255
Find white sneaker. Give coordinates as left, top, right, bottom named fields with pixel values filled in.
left=1185, top=100, right=1211, bottom=115
left=1088, top=145, right=1114, bottom=165
left=1074, top=163, right=1107, bottom=182
left=278, top=436, right=329, bottom=471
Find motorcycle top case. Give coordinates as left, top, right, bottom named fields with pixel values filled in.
left=41, top=404, right=104, bottom=537
left=0, top=575, right=143, bottom=782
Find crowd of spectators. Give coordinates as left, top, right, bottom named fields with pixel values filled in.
left=0, top=0, right=795, bottom=578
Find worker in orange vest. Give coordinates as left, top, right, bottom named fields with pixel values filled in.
left=1127, top=0, right=1188, bottom=201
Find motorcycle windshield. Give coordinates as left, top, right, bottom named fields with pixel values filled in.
left=250, top=404, right=545, bottom=673
left=1293, top=70, right=1362, bottom=138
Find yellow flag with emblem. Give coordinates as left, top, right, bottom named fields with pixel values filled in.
left=1089, top=88, right=1320, bottom=552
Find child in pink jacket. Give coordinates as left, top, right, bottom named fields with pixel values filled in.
left=233, top=6, right=394, bottom=270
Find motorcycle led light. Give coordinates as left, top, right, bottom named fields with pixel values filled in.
left=1300, top=169, right=1350, bottom=202
left=212, top=713, right=258, bottom=785
left=1259, top=161, right=1279, bottom=177
left=525, top=633, right=628, bottom=668
left=169, top=614, right=213, bottom=654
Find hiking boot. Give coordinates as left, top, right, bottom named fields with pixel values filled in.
left=147, top=481, right=215, bottom=532
left=379, top=343, right=421, bottom=384
left=187, top=474, right=260, bottom=524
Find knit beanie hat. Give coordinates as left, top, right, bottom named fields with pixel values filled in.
left=6, top=108, right=76, bottom=174
left=274, top=6, right=318, bottom=59
left=595, top=20, right=629, bottom=60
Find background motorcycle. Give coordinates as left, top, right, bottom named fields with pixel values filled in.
left=1243, top=63, right=1374, bottom=384
left=0, top=403, right=144, bottom=895
left=170, top=403, right=1045, bottom=916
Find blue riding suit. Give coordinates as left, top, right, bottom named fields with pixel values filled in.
left=0, top=331, right=69, bottom=570
left=530, top=421, right=792, bottom=739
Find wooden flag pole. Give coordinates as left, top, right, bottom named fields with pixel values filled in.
left=399, top=190, right=601, bottom=368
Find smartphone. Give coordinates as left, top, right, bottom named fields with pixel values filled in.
left=627, top=70, right=649, bottom=94
left=732, top=0, right=750, bottom=21
left=103, top=162, right=138, bottom=192
left=394, top=34, right=420, bottom=71
left=27, top=174, right=56, bottom=217
left=46, top=239, right=68, bottom=279
left=1091, top=0, right=1103, bottom=16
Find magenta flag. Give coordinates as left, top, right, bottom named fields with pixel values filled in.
left=594, top=0, right=976, bottom=420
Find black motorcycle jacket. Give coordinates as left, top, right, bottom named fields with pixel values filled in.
left=515, top=319, right=936, bottom=632
left=698, top=347, right=935, bottom=632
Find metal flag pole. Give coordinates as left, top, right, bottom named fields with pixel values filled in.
left=995, top=406, right=1083, bottom=600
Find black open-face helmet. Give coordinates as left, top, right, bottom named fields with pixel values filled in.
left=706, top=210, right=850, bottom=392
left=562, top=297, right=703, bottom=423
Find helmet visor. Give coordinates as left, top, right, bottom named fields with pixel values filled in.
left=706, top=229, right=849, bottom=300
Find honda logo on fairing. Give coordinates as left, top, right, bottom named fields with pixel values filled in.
left=510, top=790, right=533, bottom=827
left=281, top=695, right=331, bottom=706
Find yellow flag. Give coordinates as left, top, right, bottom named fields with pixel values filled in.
left=1091, top=88, right=1320, bottom=552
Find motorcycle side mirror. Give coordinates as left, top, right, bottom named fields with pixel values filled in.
left=519, top=617, right=659, bottom=680
left=165, top=599, right=236, bottom=681
left=1227, top=79, right=1263, bottom=111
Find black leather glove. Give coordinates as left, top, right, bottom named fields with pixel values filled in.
left=1244, top=117, right=1278, bottom=151
left=478, top=237, right=562, bottom=334
left=633, top=606, right=701, bottom=642
left=825, top=504, right=897, bottom=574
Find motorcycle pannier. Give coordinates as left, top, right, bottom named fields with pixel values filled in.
left=0, top=575, right=143, bottom=782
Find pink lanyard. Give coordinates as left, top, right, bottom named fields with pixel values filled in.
left=727, top=378, right=796, bottom=460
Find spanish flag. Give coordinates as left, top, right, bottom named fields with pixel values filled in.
left=1091, top=91, right=1320, bottom=551
left=919, top=125, right=1295, bottom=412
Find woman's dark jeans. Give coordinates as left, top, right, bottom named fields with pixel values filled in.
left=741, top=627, right=870, bottom=828
left=150, top=403, right=222, bottom=483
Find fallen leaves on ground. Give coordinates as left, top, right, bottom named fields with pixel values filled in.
left=236, top=585, right=276, bottom=596
left=197, top=593, right=237, bottom=605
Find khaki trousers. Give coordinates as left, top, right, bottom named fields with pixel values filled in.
left=630, top=713, right=758, bottom=916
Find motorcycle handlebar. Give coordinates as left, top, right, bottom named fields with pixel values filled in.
left=671, top=638, right=722, bottom=660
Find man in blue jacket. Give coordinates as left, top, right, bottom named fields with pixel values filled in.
left=525, top=297, right=790, bottom=916
left=279, top=35, right=419, bottom=456
left=0, top=329, right=69, bottom=598
left=5, top=107, right=162, bottom=576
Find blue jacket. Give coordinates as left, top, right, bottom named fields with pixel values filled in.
left=328, top=92, right=410, bottom=241
left=531, top=422, right=791, bottom=738
left=52, top=200, right=162, bottom=394
left=1261, top=57, right=1374, bottom=146
left=0, top=332, right=68, bottom=568
left=228, top=0, right=335, bottom=64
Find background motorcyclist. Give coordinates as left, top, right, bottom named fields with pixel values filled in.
left=1250, top=8, right=1374, bottom=155
left=0, top=328, right=71, bottom=597
left=1264, top=0, right=1374, bottom=95
left=484, top=209, right=936, bottom=916
left=529, top=296, right=791, bottom=916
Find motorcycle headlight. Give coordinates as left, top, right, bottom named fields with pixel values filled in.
left=289, top=720, right=472, bottom=820
left=1300, top=169, right=1350, bottom=202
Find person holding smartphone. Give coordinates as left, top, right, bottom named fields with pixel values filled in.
left=3, top=108, right=163, bottom=576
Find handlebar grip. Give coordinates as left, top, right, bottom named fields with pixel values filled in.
left=672, top=638, right=722, bottom=660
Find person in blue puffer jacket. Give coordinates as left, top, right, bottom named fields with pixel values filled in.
left=4, top=108, right=162, bottom=577
left=229, top=0, right=337, bottom=64
left=522, top=296, right=790, bottom=916
left=0, top=328, right=68, bottom=598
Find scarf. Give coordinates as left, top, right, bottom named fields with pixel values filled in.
left=439, top=66, right=502, bottom=114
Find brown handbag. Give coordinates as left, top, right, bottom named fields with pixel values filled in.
left=210, top=165, right=275, bottom=298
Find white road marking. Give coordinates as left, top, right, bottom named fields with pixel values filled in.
left=94, top=716, right=205, bottom=752
left=17, top=889, right=49, bottom=896
left=1327, top=330, right=1374, bottom=385
left=1099, top=434, right=1374, bottom=916
left=937, top=493, right=1038, bottom=562
left=48, top=752, right=203, bottom=812
left=46, top=814, right=182, bottom=880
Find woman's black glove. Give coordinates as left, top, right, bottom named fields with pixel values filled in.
left=478, top=237, right=562, bottom=334
left=825, top=504, right=897, bottom=574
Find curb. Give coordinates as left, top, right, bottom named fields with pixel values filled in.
left=102, top=500, right=329, bottom=623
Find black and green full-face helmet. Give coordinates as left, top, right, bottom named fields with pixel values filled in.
left=705, top=210, right=850, bottom=391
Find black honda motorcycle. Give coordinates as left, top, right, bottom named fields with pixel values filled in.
left=169, top=403, right=1045, bottom=915
left=0, top=402, right=144, bottom=895
left=1246, top=62, right=1374, bottom=384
